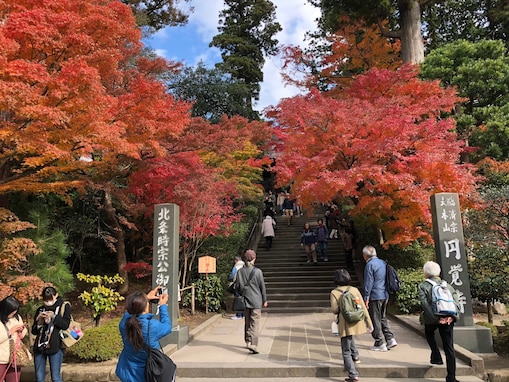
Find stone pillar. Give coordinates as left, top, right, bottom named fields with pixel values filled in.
left=430, top=193, right=492, bottom=353
left=152, top=203, right=188, bottom=349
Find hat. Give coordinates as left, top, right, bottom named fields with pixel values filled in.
left=244, top=250, right=256, bottom=262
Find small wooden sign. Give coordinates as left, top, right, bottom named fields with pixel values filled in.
left=198, top=255, right=216, bottom=274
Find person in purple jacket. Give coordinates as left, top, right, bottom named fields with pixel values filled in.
left=116, top=287, right=172, bottom=381
left=362, top=245, right=397, bottom=352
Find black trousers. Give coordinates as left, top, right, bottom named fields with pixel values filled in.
left=425, top=323, right=456, bottom=382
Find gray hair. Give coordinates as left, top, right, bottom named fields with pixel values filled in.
left=423, top=261, right=441, bottom=278
left=362, top=245, right=377, bottom=258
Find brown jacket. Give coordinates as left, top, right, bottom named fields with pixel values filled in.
left=330, top=286, right=373, bottom=338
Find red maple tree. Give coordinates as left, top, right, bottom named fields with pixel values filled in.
left=267, top=65, right=481, bottom=246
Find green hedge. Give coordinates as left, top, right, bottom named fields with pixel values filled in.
left=65, top=318, right=122, bottom=362
left=393, top=268, right=423, bottom=314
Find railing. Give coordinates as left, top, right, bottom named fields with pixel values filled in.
left=180, top=283, right=195, bottom=315
left=244, top=202, right=265, bottom=252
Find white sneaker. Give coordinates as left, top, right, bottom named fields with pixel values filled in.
left=370, top=344, right=388, bottom=352
left=387, top=338, right=398, bottom=349
left=231, top=316, right=243, bottom=320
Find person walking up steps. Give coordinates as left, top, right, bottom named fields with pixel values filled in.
left=362, top=245, right=397, bottom=352
left=419, top=261, right=460, bottom=382
left=234, top=250, right=268, bottom=354
left=260, top=214, right=276, bottom=250
left=331, top=269, right=373, bottom=382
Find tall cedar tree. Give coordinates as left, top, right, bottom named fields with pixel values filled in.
left=310, top=0, right=425, bottom=63
left=210, top=0, right=282, bottom=117
left=0, top=0, right=190, bottom=292
left=311, top=0, right=509, bottom=64
left=266, top=65, right=481, bottom=247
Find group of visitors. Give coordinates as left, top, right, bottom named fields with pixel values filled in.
left=1, top=284, right=172, bottom=382
left=331, top=245, right=460, bottom=382
left=0, top=286, right=71, bottom=382
left=299, top=217, right=353, bottom=265
left=228, top=241, right=460, bottom=382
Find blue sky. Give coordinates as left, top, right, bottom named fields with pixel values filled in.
left=143, top=0, right=320, bottom=115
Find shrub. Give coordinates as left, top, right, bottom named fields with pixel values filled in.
left=182, top=275, right=223, bottom=312
left=66, top=318, right=122, bottom=362
left=77, top=273, right=125, bottom=325
left=394, top=268, right=423, bottom=314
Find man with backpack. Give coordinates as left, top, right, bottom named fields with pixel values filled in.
left=419, top=261, right=460, bottom=382
left=361, top=245, right=398, bottom=351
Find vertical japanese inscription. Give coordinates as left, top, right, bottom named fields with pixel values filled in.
left=430, top=193, right=473, bottom=326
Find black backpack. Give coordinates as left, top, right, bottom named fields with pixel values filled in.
left=384, top=261, right=402, bottom=294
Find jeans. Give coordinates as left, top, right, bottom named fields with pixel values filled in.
left=425, top=323, right=456, bottom=382
left=34, top=350, right=63, bottom=382
left=368, top=299, right=394, bottom=346
left=341, top=335, right=359, bottom=378
left=316, top=241, right=328, bottom=259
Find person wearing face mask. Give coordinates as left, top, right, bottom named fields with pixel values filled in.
left=31, top=286, right=71, bottom=382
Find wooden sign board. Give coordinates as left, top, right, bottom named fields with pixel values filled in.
left=198, top=255, right=216, bottom=274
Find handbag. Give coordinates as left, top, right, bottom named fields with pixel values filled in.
left=232, top=296, right=246, bottom=311
left=10, top=336, right=33, bottom=367
left=59, top=302, right=84, bottom=348
left=145, top=318, right=177, bottom=382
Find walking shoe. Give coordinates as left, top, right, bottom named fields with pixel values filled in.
left=231, top=316, right=243, bottom=320
left=247, top=344, right=259, bottom=354
left=370, top=344, right=388, bottom=352
left=430, top=359, right=444, bottom=365
left=352, top=357, right=361, bottom=364
left=323, top=258, right=329, bottom=262
left=345, top=377, right=359, bottom=382
left=387, top=338, right=398, bottom=349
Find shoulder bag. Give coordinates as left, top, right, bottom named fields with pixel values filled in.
left=145, top=318, right=177, bottom=382
left=59, top=301, right=84, bottom=348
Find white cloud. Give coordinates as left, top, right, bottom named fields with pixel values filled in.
left=257, top=0, right=320, bottom=113
left=148, top=0, right=320, bottom=114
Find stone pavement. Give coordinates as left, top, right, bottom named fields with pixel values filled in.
left=19, top=310, right=507, bottom=381
left=170, top=312, right=487, bottom=382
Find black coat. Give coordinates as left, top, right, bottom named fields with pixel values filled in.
left=31, top=296, right=71, bottom=355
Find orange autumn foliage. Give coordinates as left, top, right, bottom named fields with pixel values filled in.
left=267, top=65, right=481, bottom=247
left=280, top=17, right=401, bottom=95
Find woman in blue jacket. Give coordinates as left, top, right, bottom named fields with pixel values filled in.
left=115, top=287, right=172, bottom=381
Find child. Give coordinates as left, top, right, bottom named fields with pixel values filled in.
left=330, top=269, right=373, bottom=382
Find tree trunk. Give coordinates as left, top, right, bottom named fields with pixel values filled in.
left=103, top=190, right=129, bottom=294
left=487, top=300, right=493, bottom=324
left=399, top=0, right=425, bottom=63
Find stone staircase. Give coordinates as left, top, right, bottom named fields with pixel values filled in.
left=254, top=210, right=360, bottom=314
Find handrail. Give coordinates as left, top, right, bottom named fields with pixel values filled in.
left=179, top=283, right=195, bottom=315
left=244, top=202, right=264, bottom=252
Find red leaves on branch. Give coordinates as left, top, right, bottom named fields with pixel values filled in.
left=267, top=65, right=481, bottom=246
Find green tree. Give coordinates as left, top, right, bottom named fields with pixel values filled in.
left=122, top=0, right=191, bottom=31
left=210, top=0, right=282, bottom=116
left=167, top=62, right=258, bottom=122
left=27, top=210, right=75, bottom=295
left=421, top=0, right=500, bottom=50
left=310, top=0, right=425, bottom=63
left=420, top=39, right=509, bottom=161
left=464, top=186, right=509, bottom=323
